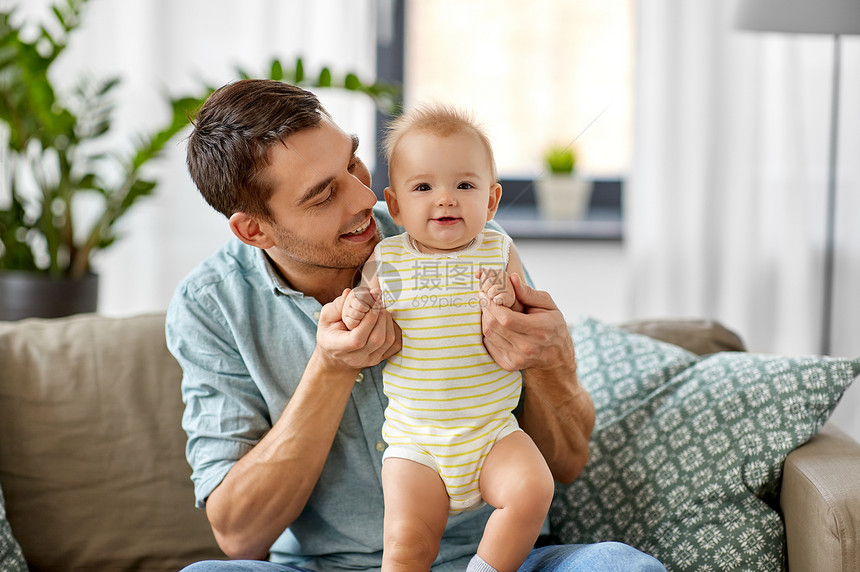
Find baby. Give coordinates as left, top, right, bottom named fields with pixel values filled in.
left=341, top=104, right=554, bottom=572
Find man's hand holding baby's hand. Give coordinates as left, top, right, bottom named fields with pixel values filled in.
left=479, top=274, right=572, bottom=373
left=477, top=268, right=524, bottom=313
left=342, top=286, right=381, bottom=330
left=316, top=287, right=399, bottom=373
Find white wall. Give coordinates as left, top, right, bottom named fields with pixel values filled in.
left=517, top=241, right=628, bottom=326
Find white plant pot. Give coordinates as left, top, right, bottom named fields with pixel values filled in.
left=535, top=175, right=593, bottom=220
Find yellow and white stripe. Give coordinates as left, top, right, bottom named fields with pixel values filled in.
left=375, top=229, right=522, bottom=513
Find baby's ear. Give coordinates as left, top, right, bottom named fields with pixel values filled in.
left=486, top=183, right=502, bottom=221
left=384, top=187, right=403, bottom=225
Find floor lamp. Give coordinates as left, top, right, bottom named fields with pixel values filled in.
left=735, top=0, right=860, bottom=356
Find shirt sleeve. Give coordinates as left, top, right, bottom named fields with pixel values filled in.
left=165, top=281, right=272, bottom=508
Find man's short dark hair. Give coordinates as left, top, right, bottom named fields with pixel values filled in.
left=186, top=79, right=331, bottom=220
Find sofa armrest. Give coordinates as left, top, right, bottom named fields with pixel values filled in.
left=781, top=422, right=860, bottom=572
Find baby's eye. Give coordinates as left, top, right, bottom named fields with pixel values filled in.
left=415, top=183, right=432, bottom=192
left=457, top=182, right=475, bottom=190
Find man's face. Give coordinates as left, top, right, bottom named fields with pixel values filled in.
left=385, top=130, right=501, bottom=254
left=258, top=118, right=381, bottom=273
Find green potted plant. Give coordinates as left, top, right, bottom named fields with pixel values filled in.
left=0, top=0, right=398, bottom=320
left=0, top=0, right=202, bottom=319
left=534, top=143, right=592, bottom=220
left=545, top=145, right=577, bottom=174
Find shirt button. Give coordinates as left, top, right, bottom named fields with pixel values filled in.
left=375, top=441, right=386, bottom=452
left=355, top=372, right=365, bottom=383
left=312, top=311, right=320, bottom=321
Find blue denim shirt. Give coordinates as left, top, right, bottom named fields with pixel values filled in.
left=166, top=203, right=508, bottom=571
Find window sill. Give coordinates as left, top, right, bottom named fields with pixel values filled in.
left=494, top=206, right=622, bottom=241
left=494, top=178, right=624, bottom=241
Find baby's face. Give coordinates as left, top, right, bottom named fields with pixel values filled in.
left=385, top=130, right=500, bottom=254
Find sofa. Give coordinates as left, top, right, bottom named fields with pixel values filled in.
left=0, top=312, right=858, bottom=571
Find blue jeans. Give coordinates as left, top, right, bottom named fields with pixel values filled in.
left=179, top=543, right=666, bottom=571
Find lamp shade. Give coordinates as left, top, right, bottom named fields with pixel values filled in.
left=735, top=0, right=860, bottom=35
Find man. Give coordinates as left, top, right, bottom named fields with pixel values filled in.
left=167, top=79, right=665, bottom=572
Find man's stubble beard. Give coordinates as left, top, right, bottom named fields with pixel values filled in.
left=268, top=217, right=382, bottom=272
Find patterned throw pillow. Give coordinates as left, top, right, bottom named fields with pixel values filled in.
left=0, top=482, right=26, bottom=572
left=574, top=317, right=699, bottom=424
left=551, top=317, right=860, bottom=571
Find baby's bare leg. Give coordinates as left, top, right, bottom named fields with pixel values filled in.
left=477, top=431, right=554, bottom=572
left=381, top=458, right=449, bottom=571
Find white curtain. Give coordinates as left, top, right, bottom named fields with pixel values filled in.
left=4, top=0, right=378, bottom=314
left=627, top=0, right=860, bottom=438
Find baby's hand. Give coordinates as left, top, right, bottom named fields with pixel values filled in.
left=341, top=287, right=381, bottom=331
left=477, top=268, right=523, bottom=312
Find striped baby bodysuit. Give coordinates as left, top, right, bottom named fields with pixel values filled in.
left=374, top=229, right=522, bottom=513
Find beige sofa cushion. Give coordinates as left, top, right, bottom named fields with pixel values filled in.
left=0, top=313, right=223, bottom=571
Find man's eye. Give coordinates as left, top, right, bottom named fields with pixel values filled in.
left=318, top=187, right=336, bottom=205
left=348, top=158, right=359, bottom=172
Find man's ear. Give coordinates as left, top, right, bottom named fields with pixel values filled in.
left=229, top=212, right=276, bottom=249
left=486, top=183, right=502, bottom=221
left=383, top=187, right=403, bottom=226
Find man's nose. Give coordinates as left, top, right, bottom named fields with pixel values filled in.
left=346, top=170, right=378, bottom=211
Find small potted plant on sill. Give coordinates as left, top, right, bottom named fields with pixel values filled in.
left=534, top=143, right=592, bottom=220
left=0, top=0, right=399, bottom=320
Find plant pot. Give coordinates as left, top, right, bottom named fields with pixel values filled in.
left=0, top=271, right=98, bottom=321
left=534, top=175, right=593, bottom=220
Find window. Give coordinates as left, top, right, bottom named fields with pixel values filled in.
left=402, top=0, right=635, bottom=179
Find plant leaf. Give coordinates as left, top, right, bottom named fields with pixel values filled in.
left=344, top=72, right=360, bottom=91
left=317, top=66, right=332, bottom=87
left=270, top=58, right=283, bottom=81
left=294, top=57, right=304, bottom=83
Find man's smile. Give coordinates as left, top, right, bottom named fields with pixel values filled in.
left=340, top=216, right=376, bottom=241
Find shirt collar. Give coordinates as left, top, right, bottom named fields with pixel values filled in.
left=257, top=248, right=301, bottom=296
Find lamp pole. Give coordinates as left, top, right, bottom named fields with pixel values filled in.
left=820, top=34, right=841, bottom=356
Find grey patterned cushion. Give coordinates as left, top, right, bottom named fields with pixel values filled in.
left=0, top=482, right=26, bottom=572
left=551, top=317, right=860, bottom=571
